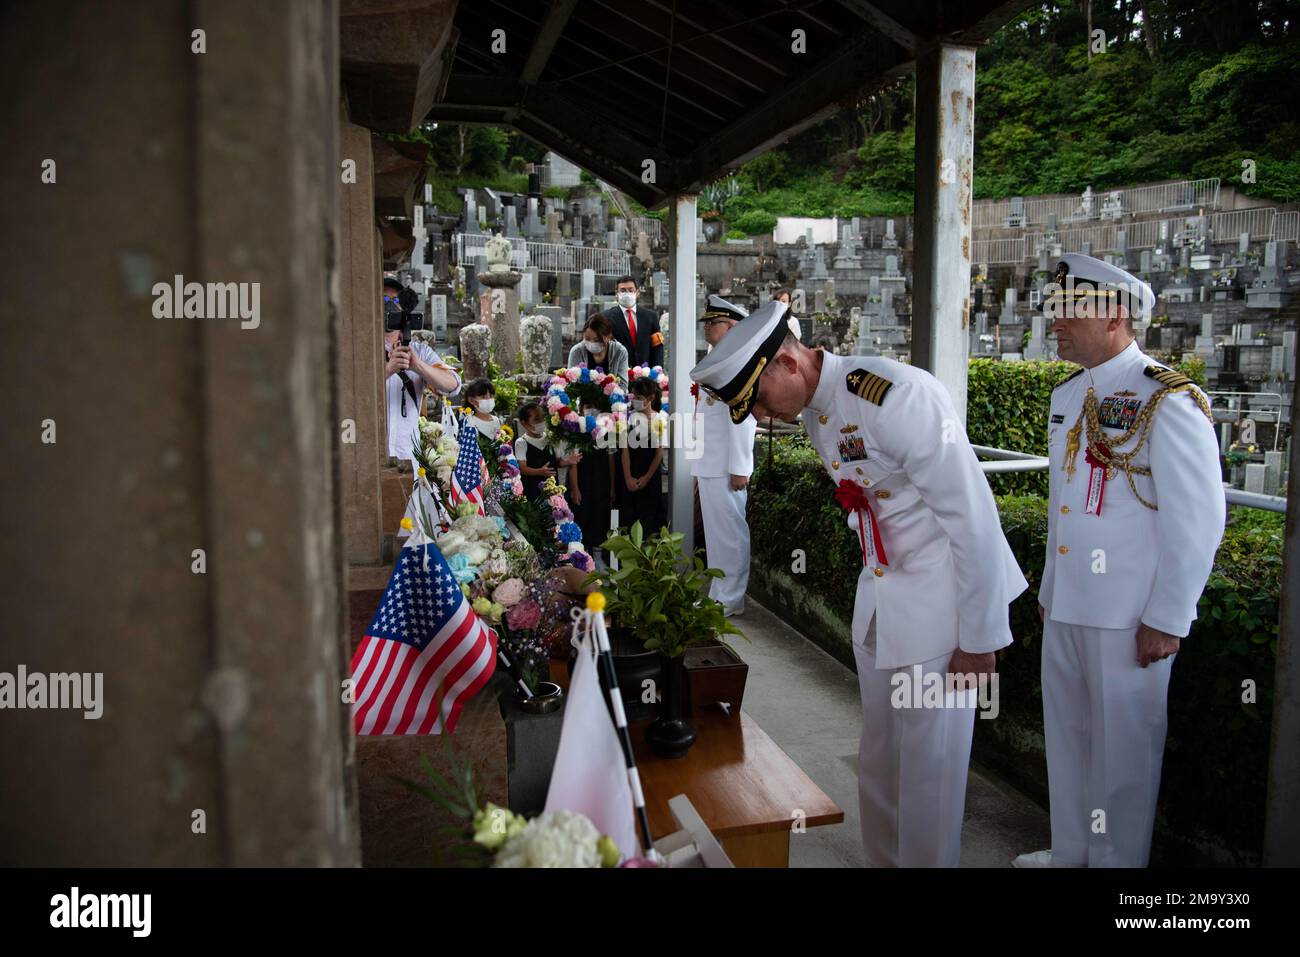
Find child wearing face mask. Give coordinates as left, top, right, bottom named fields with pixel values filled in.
left=620, top=377, right=667, bottom=536
left=463, top=378, right=502, bottom=441
left=513, top=401, right=582, bottom=500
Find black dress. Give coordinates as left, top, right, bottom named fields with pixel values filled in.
left=622, top=442, right=666, bottom=536
left=571, top=446, right=613, bottom=556
left=519, top=437, right=556, bottom=501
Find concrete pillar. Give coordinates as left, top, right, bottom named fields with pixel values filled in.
left=1265, top=343, right=1300, bottom=865
left=911, top=43, right=977, bottom=420
left=339, top=121, right=385, bottom=565
left=667, top=194, right=699, bottom=554
left=0, top=0, right=359, bottom=865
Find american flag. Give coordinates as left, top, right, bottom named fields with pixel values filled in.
left=350, top=540, right=497, bottom=735
left=452, top=417, right=485, bottom=514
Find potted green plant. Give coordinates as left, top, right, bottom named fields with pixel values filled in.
left=588, top=522, right=743, bottom=758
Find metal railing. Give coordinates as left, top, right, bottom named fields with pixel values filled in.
left=1272, top=210, right=1300, bottom=243
left=631, top=217, right=663, bottom=246
left=972, top=178, right=1221, bottom=230
left=452, top=233, right=631, bottom=277
left=971, top=444, right=1285, bottom=512
left=972, top=237, right=1026, bottom=265
left=1206, top=207, right=1276, bottom=243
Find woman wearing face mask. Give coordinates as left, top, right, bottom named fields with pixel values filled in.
left=566, top=314, right=629, bottom=385
left=463, top=378, right=502, bottom=440
left=513, top=401, right=581, bottom=500
left=620, top=377, right=667, bottom=536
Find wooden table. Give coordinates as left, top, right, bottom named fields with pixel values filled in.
left=630, top=710, right=843, bottom=867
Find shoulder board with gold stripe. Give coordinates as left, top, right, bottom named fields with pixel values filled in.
left=845, top=368, right=893, bottom=405
left=1053, top=368, right=1085, bottom=389
left=1143, top=365, right=1193, bottom=389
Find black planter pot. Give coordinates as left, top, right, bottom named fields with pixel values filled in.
left=566, top=627, right=661, bottom=723
left=645, top=653, right=697, bottom=759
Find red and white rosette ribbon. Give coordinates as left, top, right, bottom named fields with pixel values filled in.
left=834, top=479, right=888, bottom=568
left=1084, top=444, right=1109, bottom=516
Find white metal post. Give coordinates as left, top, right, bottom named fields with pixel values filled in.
left=667, top=193, right=699, bottom=554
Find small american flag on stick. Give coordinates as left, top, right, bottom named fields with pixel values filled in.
left=350, top=537, right=497, bottom=735
left=451, top=416, right=485, bottom=514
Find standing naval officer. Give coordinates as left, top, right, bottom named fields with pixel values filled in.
left=1014, top=255, right=1225, bottom=868
left=691, top=301, right=1027, bottom=866
left=692, top=295, right=758, bottom=616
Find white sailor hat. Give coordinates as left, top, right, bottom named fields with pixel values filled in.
left=690, top=299, right=791, bottom=423
left=1045, top=253, right=1155, bottom=321
left=699, top=293, right=748, bottom=323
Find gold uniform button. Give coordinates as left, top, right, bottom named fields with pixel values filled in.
left=1060, top=505, right=1070, bottom=514
left=819, top=415, right=829, bottom=425
left=1058, top=545, right=1069, bottom=555
left=873, top=567, right=884, bottom=578
left=855, top=467, right=863, bottom=475
left=863, top=478, right=871, bottom=487
left=832, top=460, right=840, bottom=470
left=874, top=489, right=891, bottom=499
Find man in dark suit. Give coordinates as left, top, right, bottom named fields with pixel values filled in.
left=603, top=275, right=663, bottom=369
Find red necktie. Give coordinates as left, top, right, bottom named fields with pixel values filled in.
left=626, top=308, right=637, bottom=348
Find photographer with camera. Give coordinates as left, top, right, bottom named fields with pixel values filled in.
left=383, top=276, right=460, bottom=469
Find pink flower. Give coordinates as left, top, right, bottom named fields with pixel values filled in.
left=547, top=494, right=568, bottom=511
left=602, top=379, right=617, bottom=395
left=493, top=578, right=527, bottom=607
left=511, top=478, right=524, bottom=497
left=506, top=598, right=542, bottom=632
left=565, top=368, right=580, bottom=383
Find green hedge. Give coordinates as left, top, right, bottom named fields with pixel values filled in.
left=966, top=359, right=1078, bottom=496
left=748, top=433, right=1282, bottom=863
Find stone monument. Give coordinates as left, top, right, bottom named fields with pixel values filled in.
left=477, top=233, right=523, bottom=373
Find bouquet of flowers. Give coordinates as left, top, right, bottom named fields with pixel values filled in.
left=520, top=315, right=553, bottom=375
left=411, top=416, right=461, bottom=495
left=544, top=366, right=629, bottom=452
left=481, top=807, right=620, bottom=868
left=439, top=511, right=509, bottom=584
left=540, top=476, right=595, bottom=573
left=480, top=423, right=525, bottom=513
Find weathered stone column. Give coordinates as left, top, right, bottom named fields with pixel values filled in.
left=339, top=120, right=385, bottom=565
left=911, top=43, right=977, bottom=421
left=0, top=0, right=360, bottom=865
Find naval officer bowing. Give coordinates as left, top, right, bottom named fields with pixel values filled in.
left=691, top=301, right=1027, bottom=867
left=692, top=295, right=758, bottom=616
left=1014, top=255, right=1224, bottom=869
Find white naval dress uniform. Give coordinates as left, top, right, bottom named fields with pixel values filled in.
left=1040, top=340, right=1224, bottom=867
left=803, top=351, right=1028, bottom=866
left=691, top=388, right=758, bottom=614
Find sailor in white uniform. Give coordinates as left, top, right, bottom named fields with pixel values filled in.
left=691, top=295, right=758, bottom=616
left=1015, top=254, right=1225, bottom=868
left=691, top=301, right=1027, bottom=867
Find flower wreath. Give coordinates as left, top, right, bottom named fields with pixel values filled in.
left=544, top=366, right=628, bottom=452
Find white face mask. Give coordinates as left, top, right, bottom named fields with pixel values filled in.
left=475, top=398, right=495, bottom=414
left=617, top=291, right=636, bottom=309
left=632, top=398, right=647, bottom=412
left=524, top=429, right=546, bottom=447
left=584, top=339, right=604, bottom=354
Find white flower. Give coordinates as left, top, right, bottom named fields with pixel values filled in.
left=493, top=811, right=602, bottom=868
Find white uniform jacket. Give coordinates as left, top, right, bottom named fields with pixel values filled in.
left=804, top=351, right=1027, bottom=669
left=691, top=389, right=757, bottom=479
left=1040, top=341, right=1225, bottom=636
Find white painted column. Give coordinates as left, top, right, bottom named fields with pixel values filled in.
left=667, top=193, right=699, bottom=554
left=911, top=43, right=976, bottom=421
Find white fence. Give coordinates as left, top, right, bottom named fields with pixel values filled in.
left=973, top=178, right=1222, bottom=229
left=453, top=233, right=631, bottom=277
left=1273, top=210, right=1300, bottom=243
left=631, top=216, right=663, bottom=246
left=971, top=237, right=1026, bottom=265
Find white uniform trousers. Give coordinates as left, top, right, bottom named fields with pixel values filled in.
left=697, top=476, right=750, bottom=613
left=1041, top=618, right=1174, bottom=868
left=851, top=589, right=975, bottom=867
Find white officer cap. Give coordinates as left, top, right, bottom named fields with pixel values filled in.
left=1046, top=253, right=1156, bottom=321
left=690, top=299, right=791, bottom=423
left=699, top=293, right=748, bottom=323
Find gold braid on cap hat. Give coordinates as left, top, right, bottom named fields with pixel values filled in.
left=1063, top=376, right=1212, bottom=510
